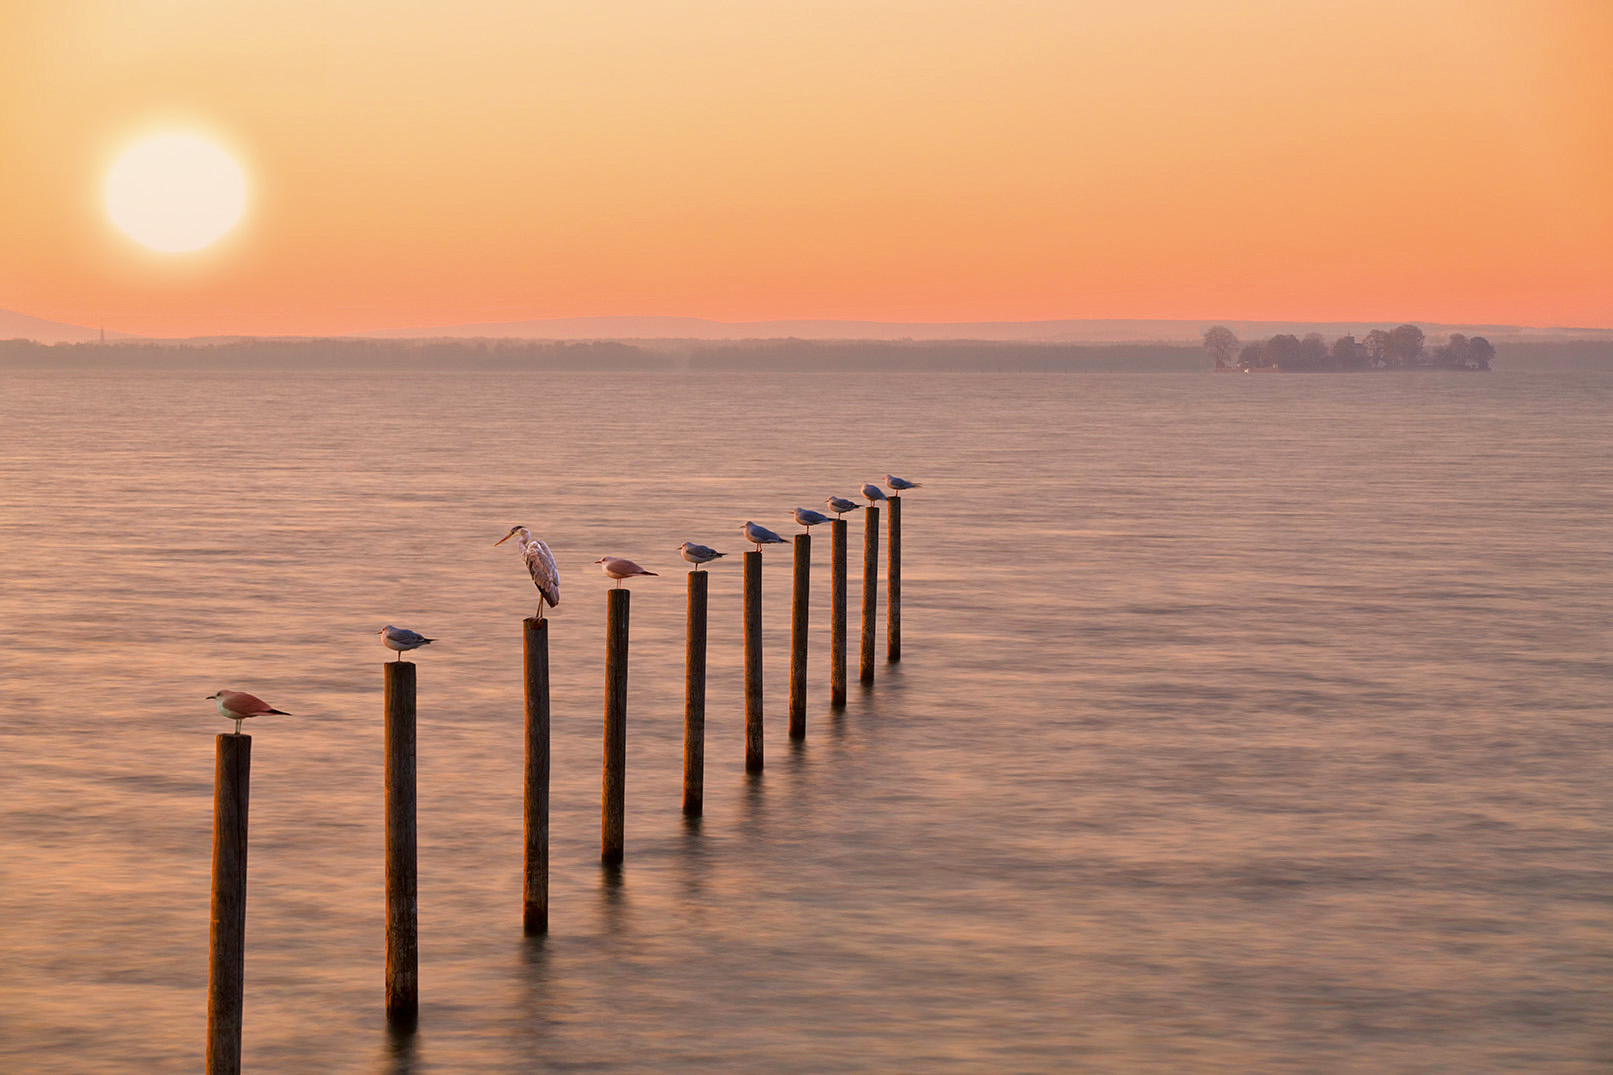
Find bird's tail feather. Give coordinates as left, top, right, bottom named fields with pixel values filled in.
left=266, top=708, right=291, bottom=715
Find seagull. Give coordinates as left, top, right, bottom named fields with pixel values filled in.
left=826, top=496, right=861, bottom=519
left=885, top=474, right=922, bottom=491
left=793, top=507, right=831, bottom=531
left=207, top=690, right=289, bottom=736
left=377, top=625, right=434, bottom=661
left=495, top=525, right=560, bottom=620
left=741, top=521, right=787, bottom=551
left=679, top=541, right=726, bottom=567
left=596, top=556, right=658, bottom=588
left=860, top=482, right=889, bottom=505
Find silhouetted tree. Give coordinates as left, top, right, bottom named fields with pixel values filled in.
left=1332, top=334, right=1365, bottom=369
left=1388, top=323, right=1425, bottom=369
left=1363, top=329, right=1391, bottom=369
left=1433, top=332, right=1469, bottom=369
left=1203, top=325, right=1239, bottom=367
left=1265, top=334, right=1302, bottom=369
left=1293, top=332, right=1329, bottom=370
left=1468, top=336, right=1494, bottom=370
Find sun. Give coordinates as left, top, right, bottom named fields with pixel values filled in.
left=105, top=134, right=247, bottom=253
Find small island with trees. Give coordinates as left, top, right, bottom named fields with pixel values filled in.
left=1203, top=324, right=1493, bottom=372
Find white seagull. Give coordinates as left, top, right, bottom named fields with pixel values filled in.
left=885, top=474, right=922, bottom=491
left=679, top=541, right=726, bottom=567
left=207, top=690, right=289, bottom=736
left=741, top=521, right=787, bottom=551
left=495, top=525, right=560, bottom=620
left=793, top=507, right=831, bottom=530
left=860, top=482, right=889, bottom=505
left=596, top=556, right=658, bottom=588
left=826, top=496, right=861, bottom=519
left=377, top=625, right=434, bottom=661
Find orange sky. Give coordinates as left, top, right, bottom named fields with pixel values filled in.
left=3, top=0, right=1610, bottom=336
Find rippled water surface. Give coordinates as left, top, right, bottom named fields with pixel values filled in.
left=1, top=370, right=1610, bottom=1073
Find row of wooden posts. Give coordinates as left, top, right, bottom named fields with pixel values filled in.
left=205, top=499, right=905, bottom=1073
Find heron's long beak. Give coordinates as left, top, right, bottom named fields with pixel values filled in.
left=494, top=534, right=512, bottom=546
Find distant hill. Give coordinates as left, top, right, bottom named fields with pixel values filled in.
left=357, top=315, right=1613, bottom=344
left=0, top=307, right=116, bottom=344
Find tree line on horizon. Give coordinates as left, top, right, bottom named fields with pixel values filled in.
left=1202, top=324, right=1494, bottom=371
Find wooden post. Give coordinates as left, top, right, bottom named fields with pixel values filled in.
left=384, top=661, right=419, bottom=1027
left=683, top=570, right=708, bottom=816
left=206, top=733, right=250, bottom=1075
left=522, top=617, right=549, bottom=934
left=789, top=533, right=810, bottom=738
left=743, top=550, right=764, bottom=771
left=830, top=519, right=847, bottom=706
left=602, top=587, right=629, bottom=863
left=860, top=504, right=880, bottom=683
left=887, top=495, right=901, bottom=663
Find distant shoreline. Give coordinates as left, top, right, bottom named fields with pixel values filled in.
left=2, top=337, right=1610, bottom=373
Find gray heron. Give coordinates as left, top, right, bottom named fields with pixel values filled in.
left=495, top=525, right=560, bottom=620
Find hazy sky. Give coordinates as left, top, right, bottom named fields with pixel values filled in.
left=3, top=0, right=1610, bottom=336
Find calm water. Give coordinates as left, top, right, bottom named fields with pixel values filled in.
left=1, top=370, right=1609, bottom=1073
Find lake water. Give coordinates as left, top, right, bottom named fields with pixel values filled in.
left=1, top=370, right=1609, bottom=1073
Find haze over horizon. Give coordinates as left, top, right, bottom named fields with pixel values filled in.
left=3, top=1, right=1609, bottom=339
left=6, top=304, right=1613, bottom=348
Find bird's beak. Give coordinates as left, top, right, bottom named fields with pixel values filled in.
left=494, top=534, right=512, bottom=546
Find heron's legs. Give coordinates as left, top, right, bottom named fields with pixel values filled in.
left=234, top=718, right=243, bottom=735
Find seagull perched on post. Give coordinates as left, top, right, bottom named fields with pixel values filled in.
left=678, top=542, right=726, bottom=568
left=495, top=525, right=560, bottom=620
left=793, top=507, right=831, bottom=531
left=377, top=625, right=434, bottom=661
left=884, top=474, right=922, bottom=492
left=741, top=521, right=787, bottom=552
left=207, top=690, right=289, bottom=735
left=826, top=496, right=861, bottom=519
left=595, top=557, right=658, bottom=588
left=860, top=482, right=889, bottom=505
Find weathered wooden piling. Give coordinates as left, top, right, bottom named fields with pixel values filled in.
left=384, top=660, right=419, bottom=1026
left=522, top=617, right=549, bottom=933
left=206, top=732, right=250, bottom=1075
left=744, top=549, right=764, bottom=771
left=887, top=495, right=902, bottom=663
left=860, top=504, right=881, bottom=683
left=683, top=570, right=708, bottom=816
left=789, top=532, right=811, bottom=738
left=602, top=587, right=629, bottom=863
left=831, top=519, right=847, bottom=705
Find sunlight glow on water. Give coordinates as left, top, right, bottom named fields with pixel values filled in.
left=1, top=371, right=1609, bottom=1072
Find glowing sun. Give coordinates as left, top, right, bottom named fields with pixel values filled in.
left=105, top=134, right=247, bottom=252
